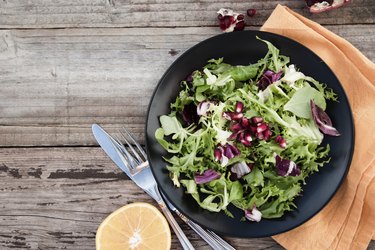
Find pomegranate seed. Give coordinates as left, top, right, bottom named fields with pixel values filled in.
left=237, top=131, right=244, bottom=142
left=234, top=21, right=245, bottom=31
left=275, top=134, right=286, bottom=148
left=251, top=116, right=263, bottom=124
left=237, top=14, right=244, bottom=21
left=241, top=139, right=252, bottom=147
left=219, top=21, right=227, bottom=31
left=249, top=125, right=257, bottom=134
left=246, top=8, right=256, bottom=17
left=263, top=129, right=272, bottom=141
left=241, top=118, right=250, bottom=127
left=244, top=131, right=252, bottom=142
left=256, top=132, right=264, bottom=140
left=235, top=102, right=244, bottom=113
left=230, top=122, right=243, bottom=132
left=224, top=16, right=234, bottom=29
left=229, top=132, right=239, bottom=141
left=223, top=112, right=243, bottom=120
left=256, top=123, right=268, bottom=133
left=224, top=111, right=242, bottom=120
left=232, top=112, right=244, bottom=120
left=275, top=134, right=282, bottom=143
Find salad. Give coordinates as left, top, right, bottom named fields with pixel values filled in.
left=155, top=38, right=340, bottom=222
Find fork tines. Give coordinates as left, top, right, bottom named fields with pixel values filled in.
left=112, top=127, right=149, bottom=176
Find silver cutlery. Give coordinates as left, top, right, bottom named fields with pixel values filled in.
left=92, top=124, right=236, bottom=250
left=92, top=124, right=194, bottom=250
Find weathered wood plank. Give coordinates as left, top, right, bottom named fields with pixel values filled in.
left=0, top=0, right=374, bottom=28
left=0, top=147, right=285, bottom=249
left=0, top=26, right=374, bottom=147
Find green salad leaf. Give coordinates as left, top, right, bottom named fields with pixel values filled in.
left=284, top=85, right=326, bottom=118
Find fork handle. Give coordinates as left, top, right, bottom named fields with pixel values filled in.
left=158, top=200, right=195, bottom=250
left=175, top=210, right=235, bottom=250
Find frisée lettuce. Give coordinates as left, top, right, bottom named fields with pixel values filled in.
left=155, top=37, right=339, bottom=221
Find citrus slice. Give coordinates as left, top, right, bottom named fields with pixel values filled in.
left=96, top=202, right=171, bottom=250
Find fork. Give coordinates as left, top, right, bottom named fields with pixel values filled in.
left=113, top=127, right=236, bottom=250
left=112, top=129, right=194, bottom=250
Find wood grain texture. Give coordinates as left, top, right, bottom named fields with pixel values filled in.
left=0, top=147, right=285, bottom=250
left=0, top=0, right=374, bottom=28
left=0, top=147, right=374, bottom=249
left=0, top=25, right=374, bottom=147
left=1, top=1, right=374, bottom=249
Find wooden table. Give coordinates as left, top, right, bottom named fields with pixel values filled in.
left=0, top=1, right=374, bottom=249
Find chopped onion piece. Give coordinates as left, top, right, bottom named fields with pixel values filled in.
left=245, top=206, right=262, bottom=222
left=231, top=161, right=251, bottom=179
left=197, top=101, right=211, bottom=116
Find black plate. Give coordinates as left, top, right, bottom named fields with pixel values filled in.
left=145, top=30, right=354, bottom=238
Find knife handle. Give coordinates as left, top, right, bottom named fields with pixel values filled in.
left=157, top=199, right=195, bottom=250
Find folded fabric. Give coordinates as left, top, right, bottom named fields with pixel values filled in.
left=261, top=5, right=375, bottom=250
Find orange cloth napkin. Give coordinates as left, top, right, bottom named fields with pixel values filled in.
left=260, top=5, right=375, bottom=250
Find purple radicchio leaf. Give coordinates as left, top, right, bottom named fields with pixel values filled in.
left=223, top=143, right=240, bottom=159
left=245, top=206, right=262, bottom=222
left=310, top=100, right=340, bottom=136
left=257, top=70, right=283, bottom=91
left=214, top=145, right=230, bottom=167
left=181, top=102, right=200, bottom=126
left=275, top=155, right=301, bottom=177
left=214, top=147, right=222, bottom=161
left=194, top=169, right=221, bottom=184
